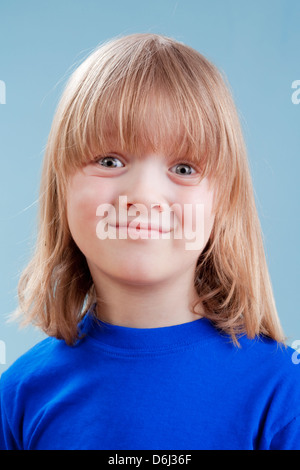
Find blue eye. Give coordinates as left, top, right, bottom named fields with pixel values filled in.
left=98, top=156, right=124, bottom=168
left=170, top=163, right=196, bottom=176
left=95, top=156, right=196, bottom=175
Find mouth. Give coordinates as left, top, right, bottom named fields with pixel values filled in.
left=111, top=222, right=172, bottom=234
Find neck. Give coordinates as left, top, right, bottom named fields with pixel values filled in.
left=90, top=267, right=204, bottom=329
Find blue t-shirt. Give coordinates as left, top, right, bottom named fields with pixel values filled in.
left=1, top=311, right=300, bottom=450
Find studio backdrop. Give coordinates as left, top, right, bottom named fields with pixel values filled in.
left=0, top=0, right=299, bottom=374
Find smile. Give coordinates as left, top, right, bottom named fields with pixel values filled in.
left=114, top=223, right=171, bottom=234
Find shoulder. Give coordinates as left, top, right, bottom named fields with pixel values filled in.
left=234, top=334, right=300, bottom=414
left=213, top=328, right=300, bottom=404
left=213, top=331, right=300, bottom=445
left=240, top=336, right=300, bottom=449
left=0, top=337, right=63, bottom=393
left=0, top=313, right=99, bottom=390
left=228, top=332, right=300, bottom=381
left=237, top=333, right=300, bottom=371
left=0, top=333, right=89, bottom=401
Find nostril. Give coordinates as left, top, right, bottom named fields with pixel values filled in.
left=126, top=202, right=164, bottom=212
left=153, top=203, right=162, bottom=212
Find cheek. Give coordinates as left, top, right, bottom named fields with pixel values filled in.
left=172, top=180, right=215, bottom=245
left=66, top=175, right=113, bottom=238
left=201, top=191, right=216, bottom=239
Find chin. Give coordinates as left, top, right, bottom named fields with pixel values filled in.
left=113, top=264, right=167, bottom=286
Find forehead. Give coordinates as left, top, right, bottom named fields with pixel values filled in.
left=89, top=92, right=201, bottom=164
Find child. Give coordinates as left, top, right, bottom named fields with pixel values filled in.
left=0, top=33, right=299, bottom=450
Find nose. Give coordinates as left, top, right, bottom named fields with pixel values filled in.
left=126, top=201, right=164, bottom=214
left=119, top=159, right=168, bottom=216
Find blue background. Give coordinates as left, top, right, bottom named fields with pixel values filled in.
left=0, top=0, right=299, bottom=374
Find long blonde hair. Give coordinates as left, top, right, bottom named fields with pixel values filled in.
left=15, top=33, right=286, bottom=347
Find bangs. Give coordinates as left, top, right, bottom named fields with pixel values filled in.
left=58, top=35, right=225, bottom=182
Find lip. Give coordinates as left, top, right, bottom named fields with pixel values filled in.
left=112, top=223, right=172, bottom=234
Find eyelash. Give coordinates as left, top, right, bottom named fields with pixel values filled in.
left=95, top=155, right=197, bottom=176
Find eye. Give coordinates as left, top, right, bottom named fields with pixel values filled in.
left=170, top=163, right=196, bottom=176
left=96, top=155, right=124, bottom=168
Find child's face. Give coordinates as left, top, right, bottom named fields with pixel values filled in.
left=66, top=148, right=216, bottom=286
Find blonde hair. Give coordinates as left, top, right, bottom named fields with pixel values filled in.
left=15, top=33, right=286, bottom=347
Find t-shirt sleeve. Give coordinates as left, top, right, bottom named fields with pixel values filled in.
left=0, top=378, right=19, bottom=450
left=0, top=386, right=8, bottom=450
left=0, top=401, right=5, bottom=450
left=270, top=416, right=300, bottom=450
